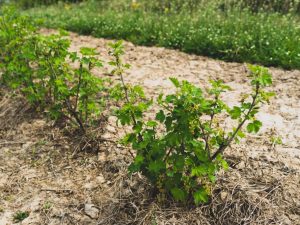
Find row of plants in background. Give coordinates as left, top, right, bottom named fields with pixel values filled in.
left=134, top=0, right=300, bottom=13
left=24, top=0, right=300, bottom=69
left=110, top=41, right=274, bottom=204
left=8, top=0, right=300, bottom=13
left=0, top=7, right=106, bottom=133
left=0, top=8, right=274, bottom=204
left=4, top=0, right=84, bottom=9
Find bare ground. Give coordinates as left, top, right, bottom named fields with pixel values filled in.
left=0, top=30, right=299, bottom=225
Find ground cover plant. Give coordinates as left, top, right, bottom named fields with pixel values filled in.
left=110, top=41, right=274, bottom=204
left=0, top=5, right=275, bottom=207
left=24, top=0, right=300, bottom=69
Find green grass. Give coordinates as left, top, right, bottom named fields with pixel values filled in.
left=25, top=1, right=300, bottom=69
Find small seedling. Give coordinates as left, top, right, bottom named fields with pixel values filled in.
left=270, top=136, right=283, bottom=147
left=43, top=201, right=52, bottom=211
left=13, top=211, right=29, bottom=223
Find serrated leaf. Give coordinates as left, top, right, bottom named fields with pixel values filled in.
left=191, top=165, right=207, bottom=176
left=193, top=188, right=209, bottom=204
left=221, top=159, right=229, bottom=170
left=80, top=47, right=98, bottom=56
left=147, top=120, right=157, bottom=127
left=237, top=130, right=245, bottom=138
left=247, top=120, right=262, bottom=133
left=208, top=175, right=216, bottom=183
left=155, top=110, right=165, bottom=122
left=128, top=155, right=144, bottom=173
left=148, top=160, right=165, bottom=173
left=171, top=188, right=187, bottom=202
left=169, top=77, right=180, bottom=88
left=229, top=106, right=242, bottom=119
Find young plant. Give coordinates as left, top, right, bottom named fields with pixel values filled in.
left=110, top=41, right=274, bottom=204
left=0, top=8, right=106, bottom=133
left=13, top=211, right=30, bottom=223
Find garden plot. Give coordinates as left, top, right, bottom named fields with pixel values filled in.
left=0, top=31, right=299, bottom=225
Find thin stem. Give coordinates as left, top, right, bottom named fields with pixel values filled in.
left=46, top=57, right=58, bottom=103
left=115, top=54, right=143, bottom=142
left=64, top=99, right=86, bottom=133
left=164, top=147, right=174, bottom=162
left=74, top=63, right=83, bottom=112
left=199, top=121, right=210, bottom=158
left=209, top=95, right=218, bottom=127
left=211, top=84, right=260, bottom=160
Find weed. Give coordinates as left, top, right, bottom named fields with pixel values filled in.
left=43, top=201, right=52, bottom=211
left=270, top=136, right=283, bottom=146
left=13, top=211, right=30, bottom=223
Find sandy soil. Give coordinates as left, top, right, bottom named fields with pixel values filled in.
left=0, top=30, right=299, bottom=225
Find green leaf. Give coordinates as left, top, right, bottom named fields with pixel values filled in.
left=242, top=102, right=252, bottom=110
left=229, top=106, right=242, bottom=119
left=155, top=110, right=165, bottom=122
left=237, top=130, right=246, bottom=139
left=259, top=72, right=273, bottom=86
left=148, top=160, right=165, bottom=173
left=171, top=188, right=187, bottom=202
left=165, top=116, right=173, bottom=131
left=128, top=155, right=144, bottom=173
left=193, top=188, right=209, bottom=204
left=166, top=170, right=174, bottom=177
left=133, top=121, right=143, bottom=133
left=147, top=120, right=157, bottom=127
left=132, top=85, right=145, bottom=98
left=174, top=155, right=185, bottom=171
left=108, top=61, right=117, bottom=66
left=191, top=165, right=207, bottom=177
left=221, top=159, right=229, bottom=170
left=169, top=77, right=180, bottom=88
left=208, top=175, right=216, bottom=183
left=135, top=155, right=144, bottom=164
left=94, top=61, right=103, bottom=68
left=247, top=120, right=262, bottom=133
left=80, top=47, right=98, bottom=56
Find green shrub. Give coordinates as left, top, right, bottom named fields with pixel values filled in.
left=0, top=7, right=105, bottom=132
left=110, top=41, right=274, bottom=204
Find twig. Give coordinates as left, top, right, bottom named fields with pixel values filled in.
left=74, top=63, right=83, bottom=112
left=40, top=188, right=73, bottom=194
left=64, top=99, right=86, bottom=133
left=0, top=141, right=25, bottom=145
